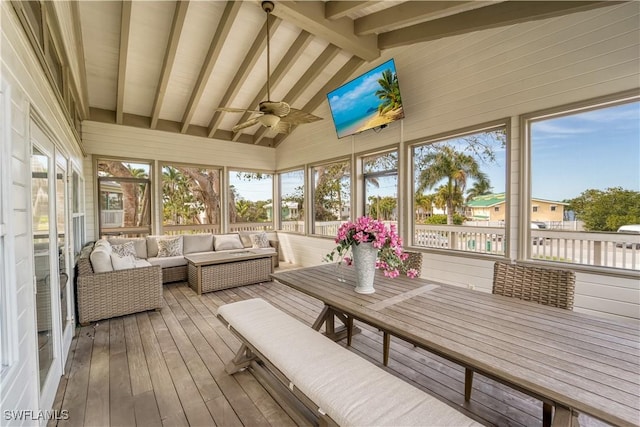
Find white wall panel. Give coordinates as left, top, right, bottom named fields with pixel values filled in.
left=276, top=3, right=640, bottom=320
left=1, top=1, right=86, bottom=421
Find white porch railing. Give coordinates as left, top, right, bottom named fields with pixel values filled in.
left=414, top=224, right=640, bottom=271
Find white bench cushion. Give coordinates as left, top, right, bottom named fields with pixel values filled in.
left=218, top=298, right=480, bottom=427
left=147, top=255, right=187, bottom=269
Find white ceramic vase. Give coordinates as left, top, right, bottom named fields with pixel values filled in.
left=352, top=242, right=377, bottom=294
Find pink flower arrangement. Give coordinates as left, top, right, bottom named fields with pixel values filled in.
left=324, top=216, right=419, bottom=278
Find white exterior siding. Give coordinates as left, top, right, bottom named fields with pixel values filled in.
left=276, top=3, right=640, bottom=321
left=1, top=1, right=85, bottom=423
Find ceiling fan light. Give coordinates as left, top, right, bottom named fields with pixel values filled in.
left=260, top=114, right=280, bottom=128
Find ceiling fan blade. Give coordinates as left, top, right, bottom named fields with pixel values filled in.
left=216, top=107, right=261, bottom=114
left=280, top=108, right=323, bottom=125
left=273, top=121, right=293, bottom=134
left=232, top=117, right=261, bottom=133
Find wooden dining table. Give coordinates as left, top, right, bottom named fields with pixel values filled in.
left=270, top=264, right=640, bottom=427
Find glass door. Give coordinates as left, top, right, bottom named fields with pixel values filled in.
left=30, top=120, right=65, bottom=409
left=31, top=146, right=55, bottom=390
left=56, top=157, right=73, bottom=358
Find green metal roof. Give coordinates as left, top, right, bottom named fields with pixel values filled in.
left=467, top=193, right=567, bottom=207
left=466, top=193, right=506, bottom=207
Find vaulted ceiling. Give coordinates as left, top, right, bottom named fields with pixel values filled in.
left=78, top=1, right=613, bottom=147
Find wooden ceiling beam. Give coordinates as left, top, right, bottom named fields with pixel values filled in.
left=150, top=0, right=190, bottom=130
left=207, top=15, right=282, bottom=138
left=232, top=30, right=313, bottom=141
left=253, top=43, right=340, bottom=145
left=355, top=1, right=498, bottom=35
left=274, top=56, right=365, bottom=147
left=180, top=1, right=242, bottom=134
left=116, top=0, right=132, bottom=125
left=379, top=1, right=621, bottom=49
left=325, top=1, right=375, bottom=20
left=271, top=1, right=378, bottom=61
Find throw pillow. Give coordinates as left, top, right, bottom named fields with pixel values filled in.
left=110, top=253, right=136, bottom=270
left=213, top=234, right=244, bottom=251
left=251, top=232, right=270, bottom=248
left=157, top=236, right=183, bottom=257
left=111, top=241, right=137, bottom=258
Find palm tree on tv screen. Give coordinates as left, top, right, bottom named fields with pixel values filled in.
left=375, top=69, right=402, bottom=115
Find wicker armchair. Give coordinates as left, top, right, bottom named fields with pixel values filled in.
left=76, top=255, right=163, bottom=325
left=491, top=261, right=575, bottom=309
left=464, top=261, right=576, bottom=424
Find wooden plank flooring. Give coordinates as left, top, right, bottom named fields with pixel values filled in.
left=50, top=271, right=612, bottom=427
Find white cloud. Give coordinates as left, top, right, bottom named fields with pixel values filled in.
left=330, top=74, right=380, bottom=113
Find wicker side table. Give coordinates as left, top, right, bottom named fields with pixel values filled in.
left=186, top=251, right=274, bottom=295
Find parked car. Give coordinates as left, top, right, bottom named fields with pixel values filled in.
left=531, top=222, right=547, bottom=245
left=616, top=224, right=640, bottom=249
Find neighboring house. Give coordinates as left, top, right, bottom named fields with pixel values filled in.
left=466, top=193, right=567, bottom=223
left=265, top=201, right=300, bottom=221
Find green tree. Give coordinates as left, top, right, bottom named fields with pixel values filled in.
left=368, top=196, right=397, bottom=220
left=424, top=213, right=465, bottom=225
left=416, top=146, right=488, bottom=225
left=567, top=187, right=640, bottom=231
left=375, top=69, right=402, bottom=115
left=466, top=173, right=492, bottom=202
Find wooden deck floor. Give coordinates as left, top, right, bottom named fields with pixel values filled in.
left=51, top=270, right=610, bottom=427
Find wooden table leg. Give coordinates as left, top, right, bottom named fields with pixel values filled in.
left=543, top=402, right=552, bottom=427
left=383, top=332, right=391, bottom=366
left=464, top=368, right=474, bottom=401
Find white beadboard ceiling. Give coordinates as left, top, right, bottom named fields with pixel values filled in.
left=77, top=0, right=615, bottom=147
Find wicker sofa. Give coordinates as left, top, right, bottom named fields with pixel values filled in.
left=76, top=232, right=279, bottom=324
left=76, top=249, right=163, bottom=325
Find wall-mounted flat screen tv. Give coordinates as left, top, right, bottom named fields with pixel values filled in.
left=326, top=58, right=404, bottom=139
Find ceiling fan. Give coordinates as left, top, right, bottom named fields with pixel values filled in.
left=216, top=1, right=322, bottom=135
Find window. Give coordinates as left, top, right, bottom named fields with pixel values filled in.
left=96, top=159, right=151, bottom=237
left=411, top=125, right=507, bottom=253
left=311, top=159, right=351, bottom=237
left=71, top=170, right=85, bottom=256
left=228, top=170, right=273, bottom=232
left=363, top=151, right=398, bottom=221
left=528, top=96, right=639, bottom=270
left=279, top=169, right=305, bottom=233
left=494, top=207, right=500, bottom=212
left=161, top=163, right=222, bottom=234
left=532, top=206, right=538, bottom=213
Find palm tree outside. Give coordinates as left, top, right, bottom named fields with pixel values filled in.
left=416, top=146, right=491, bottom=225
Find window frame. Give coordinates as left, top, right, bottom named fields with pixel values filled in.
left=521, top=89, right=639, bottom=272
left=95, top=156, right=153, bottom=238
left=159, top=161, right=223, bottom=235
left=309, top=157, right=352, bottom=238
left=408, top=119, right=510, bottom=256
left=278, top=167, right=306, bottom=234
left=227, top=168, right=275, bottom=232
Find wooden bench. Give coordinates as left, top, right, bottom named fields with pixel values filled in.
left=217, top=298, right=481, bottom=427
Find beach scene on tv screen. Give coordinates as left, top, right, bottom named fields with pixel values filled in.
left=328, top=59, right=404, bottom=139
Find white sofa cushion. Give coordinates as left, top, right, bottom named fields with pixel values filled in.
left=90, top=245, right=113, bottom=273
left=135, top=259, right=153, bottom=268
left=183, top=234, right=214, bottom=254
left=110, top=253, right=136, bottom=270
left=214, top=234, right=244, bottom=251
left=108, top=237, right=148, bottom=259
left=147, top=256, right=188, bottom=269
left=146, top=235, right=162, bottom=258
left=157, top=235, right=183, bottom=257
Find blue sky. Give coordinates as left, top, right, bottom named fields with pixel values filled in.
left=531, top=101, right=639, bottom=201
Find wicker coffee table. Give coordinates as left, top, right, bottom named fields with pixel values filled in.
left=185, top=250, right=275, bottom=295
